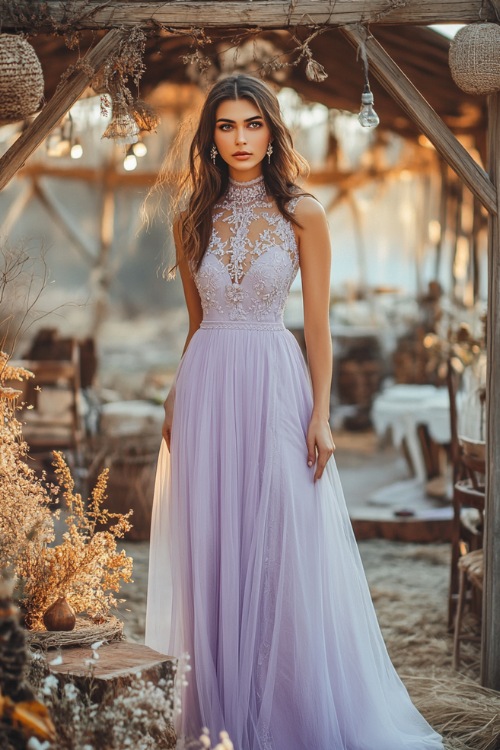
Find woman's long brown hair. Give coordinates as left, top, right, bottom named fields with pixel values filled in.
left=178, top=74, right=310, bottom=273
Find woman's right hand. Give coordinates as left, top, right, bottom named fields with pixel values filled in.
left=162, top=386, right=176, bottom=450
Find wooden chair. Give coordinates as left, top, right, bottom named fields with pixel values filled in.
left=453, top=548, right=484, bottom=669
left=11, top=343, right=84, bottom=466
left=447, top=362, right=485, bottom=629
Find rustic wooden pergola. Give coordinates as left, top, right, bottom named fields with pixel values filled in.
left=1, top=0, right=499, bottom=689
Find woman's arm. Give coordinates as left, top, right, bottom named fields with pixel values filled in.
left=162, top=218, right=203, bottom=448
left=295, top=197, right=336, bottom=481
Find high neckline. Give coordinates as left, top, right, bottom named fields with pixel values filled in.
left=226, top=174, right=268, bottom=204
left=228, top=174, right=265, bottom=187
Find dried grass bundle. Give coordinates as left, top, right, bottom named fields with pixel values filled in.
left=360, top=541, right=495, bottom=750
left=403, top=672, right=500, bottom=750
left=132, top=99, right=160, bottom=133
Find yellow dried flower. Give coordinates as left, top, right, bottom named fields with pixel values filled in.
left=0, top=352, right=133, bottom=630
left=0, top=350, right=34, bottom=382
left=0, top=386, right=22, bottom=400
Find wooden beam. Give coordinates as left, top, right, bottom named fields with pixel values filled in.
left=340, top=25, right=498, bottom=216
left=17, top=159, right=436, bottom=190
left=0, top=29, right=124, bottom=192
left=32, top=180, right=95, bottom=264
left=0, top=182, right=35, bottom=236
left=0, top=0, right=495, bottom=30
left=482, top=91, right=500, bottom=691
left=17, top=163, right=159, bottom=189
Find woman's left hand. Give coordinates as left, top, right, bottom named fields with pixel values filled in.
left=306, top=414, right=336, bottom=482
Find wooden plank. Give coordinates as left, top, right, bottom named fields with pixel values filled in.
left=0, top=29, right=124, bottom=192
left=481, top=92, right=500, bottom=691
left=340, top=24, right=497, bottom=216
left=0, top=0, right=495, bottom=30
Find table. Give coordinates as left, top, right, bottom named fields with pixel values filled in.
left=372, top=384, right=452, bottom=482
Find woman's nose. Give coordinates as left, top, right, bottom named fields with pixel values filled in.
left=235, top=127, right=247, bottom=144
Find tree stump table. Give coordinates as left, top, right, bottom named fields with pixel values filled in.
left=48, top=641, right=176, bottom=701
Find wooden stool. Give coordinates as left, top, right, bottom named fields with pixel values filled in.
left=453, top=548, right=484, bottom=670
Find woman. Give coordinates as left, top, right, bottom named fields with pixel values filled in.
left=146, top=74, right=443, bottom=750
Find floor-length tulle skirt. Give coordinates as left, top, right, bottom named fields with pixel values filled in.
left=145, top=326, right=443, bottom=750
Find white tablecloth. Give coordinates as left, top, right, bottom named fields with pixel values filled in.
left=372, top=385, right=451, bottom=482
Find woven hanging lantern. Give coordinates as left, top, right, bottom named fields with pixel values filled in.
left=0, top=34, right=44, bottom=123
left=449, top=23, right=500, bottom=95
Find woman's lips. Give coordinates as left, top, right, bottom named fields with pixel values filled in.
left=233, top=153, right=251, bottom=159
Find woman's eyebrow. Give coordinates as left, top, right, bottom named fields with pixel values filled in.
left=215, top=115, right=264, bottom=123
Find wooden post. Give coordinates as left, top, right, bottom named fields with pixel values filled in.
left=0, top=29, right=124, bottom=192
left=91, top=182, right=115, bottom=333
left=481, top=92, right=500, bottom=691
left=339, top=25, right=497, bottom=217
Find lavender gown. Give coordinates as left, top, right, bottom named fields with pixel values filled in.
left=145, top=175, right=443, bottom=750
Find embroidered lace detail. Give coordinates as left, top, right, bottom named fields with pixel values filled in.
left=194, top=175, right=302, bottom=323
left=195, top=266, right=225, bottom=315
left=226, top=174, right=269, bottom=206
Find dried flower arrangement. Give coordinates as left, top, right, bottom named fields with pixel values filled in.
left=0, top=354, right=133, bottom=632
left=423, top=318, right=486, bottom=381
left=0, top=353, right=54, bottom=571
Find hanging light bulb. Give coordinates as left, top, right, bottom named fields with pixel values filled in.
left=132, top=140, right=147, bottom=158
left=357, top=35, right=380, bottom=130
left=70, top=138, right=83, bottom=159
left=123, top=145, right=137, bottom=171
left=358, top=84, right=379, bottom=129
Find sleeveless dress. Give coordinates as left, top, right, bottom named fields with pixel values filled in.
left=145, top=175, right=443, bottom=750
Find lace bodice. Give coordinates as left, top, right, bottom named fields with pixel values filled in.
left=193, top=175, right=303, bottom=325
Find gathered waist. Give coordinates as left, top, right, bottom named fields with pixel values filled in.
left=200, top=320, right=285, bottom=331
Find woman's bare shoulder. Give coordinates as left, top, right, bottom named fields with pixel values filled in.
left=292, top=194, right=326, bottom=222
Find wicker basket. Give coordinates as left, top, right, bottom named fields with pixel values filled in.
left=449, top=23, right=500, bottom=95
left=26, top=615, right=123, bottom=650
left=0, top=34, right=44, bottom=124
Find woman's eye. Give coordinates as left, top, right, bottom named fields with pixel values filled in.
left=219, top=124, right=232, bottom=131
left=248, top=121, right=262, bottom=128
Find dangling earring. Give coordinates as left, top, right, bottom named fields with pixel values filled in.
left=266, top=142, right=273, bottom=164
left=211, top=144, right=218, bottom=164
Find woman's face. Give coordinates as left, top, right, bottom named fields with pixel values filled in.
left=213, top=98, right=272, bottom=181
